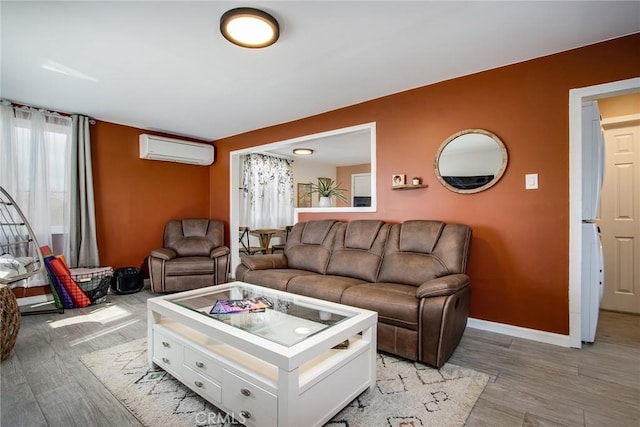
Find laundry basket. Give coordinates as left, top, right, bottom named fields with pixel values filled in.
left=63, top=267, right=114, bottom=305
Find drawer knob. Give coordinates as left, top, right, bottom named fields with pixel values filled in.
left=162, top=357, right=170, bottom=364
left=240, top=388, right=252, bottom=397
left=194, top=381, right=204, bottom=388
left=162, top=341, right=170, bottom=348
left=195, top=361, right=205, bottom=369
left=240, top=410, right=251, bottom=419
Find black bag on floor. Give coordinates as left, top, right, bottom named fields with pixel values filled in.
left=110, top=267, right=144, bottom=294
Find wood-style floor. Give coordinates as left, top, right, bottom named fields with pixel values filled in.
left=1, top=289, right=638, bottom=427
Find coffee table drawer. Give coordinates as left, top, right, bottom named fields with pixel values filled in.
left=222, top=369, right=277, bottom=427
left=183, top=366, right=222, bottom=404
left=184, top=346, right=223, bottom=382
left=153, top=330, right=183, bottom=376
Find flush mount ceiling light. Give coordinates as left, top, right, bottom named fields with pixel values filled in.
left=220, top=7, right=279, bottom=48
left=293, top=148, right=314, bottom=155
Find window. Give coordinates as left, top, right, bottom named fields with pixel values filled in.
left=0, top=104, right=72, bottom=260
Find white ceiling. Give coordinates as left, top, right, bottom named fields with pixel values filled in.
left=2, top=1, right=639, bottom=142
left=262, top=127, right=372, bottom=166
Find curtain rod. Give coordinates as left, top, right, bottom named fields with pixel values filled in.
left=1, top=99, right=96, bottom=124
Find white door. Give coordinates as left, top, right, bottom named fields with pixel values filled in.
left=352, top=173, right=371, bottom=197
left=598, top=115, right=640, bottom=314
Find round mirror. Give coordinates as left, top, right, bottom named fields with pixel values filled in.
left=434, top=129, right=508, bottom=194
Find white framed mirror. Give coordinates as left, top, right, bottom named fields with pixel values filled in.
left=434, top=129, right=508, bottom=194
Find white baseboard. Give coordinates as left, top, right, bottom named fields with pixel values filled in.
left=467, top=317, right=578, bottom=348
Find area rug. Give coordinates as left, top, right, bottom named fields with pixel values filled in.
left=80, top=338, right=489, bottom=427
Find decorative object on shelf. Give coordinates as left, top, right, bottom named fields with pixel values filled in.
left=434, top=129, right=508, bottom=194
left=307, top=178, right=348, bottom=207
left=392, top=174, right=406, bottom=187
left=412, top=176, right=421, bottom=185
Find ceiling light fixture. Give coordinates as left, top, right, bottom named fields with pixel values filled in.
left=220, top=7, right=279, bottom=48
left=293, top=148, right=314, bottom=155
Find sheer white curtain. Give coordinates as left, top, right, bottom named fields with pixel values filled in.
left=240, top=153, right=294, bottom=229
left=0, top=102, right=72, bottom=286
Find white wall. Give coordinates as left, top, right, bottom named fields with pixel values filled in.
left=293, top=159, right=336, bottom=207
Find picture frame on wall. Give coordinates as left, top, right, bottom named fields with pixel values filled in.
left=392, top=174, right=406, bottom=187
left=297, top=183, right=312, bottom=207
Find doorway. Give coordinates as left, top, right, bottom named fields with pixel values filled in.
left=598, top=105, right=640, bottom=314
left=569, top=77, right=640, bottom=348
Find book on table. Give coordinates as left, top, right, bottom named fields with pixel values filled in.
left=209, top=297, right=273, bottom=315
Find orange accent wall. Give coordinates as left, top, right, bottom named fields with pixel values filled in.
left=336, top=163, right=371, bottom=207
left=91, top=122, right=211, bottom=270
left=209, top=34, right=640, bottom=335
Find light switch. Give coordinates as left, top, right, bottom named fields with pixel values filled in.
left=525, top=173, right=539, bottom=190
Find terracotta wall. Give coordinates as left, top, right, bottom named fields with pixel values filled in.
left=336, top=163, right=371, bottom=207
left=209, top=34, right=639, bottom=335
left=91, top=122, right=211, bottom=271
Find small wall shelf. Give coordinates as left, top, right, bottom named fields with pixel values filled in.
left=392, top=184, right=428, bottom=190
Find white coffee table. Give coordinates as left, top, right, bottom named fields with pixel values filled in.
left=147, top=281, right=377, bottom=427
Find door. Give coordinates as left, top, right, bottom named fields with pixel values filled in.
left=581, top=222, right=604, bottom=342
left=598, top=115, right=640, bottom=314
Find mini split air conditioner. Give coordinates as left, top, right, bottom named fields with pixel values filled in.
left=139, top=134, right=214, bottom=166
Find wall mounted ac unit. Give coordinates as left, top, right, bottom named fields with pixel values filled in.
left=139, top=134, right=214, bottom=166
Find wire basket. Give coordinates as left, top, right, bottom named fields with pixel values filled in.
left=59, top=267, right=114, bottom=306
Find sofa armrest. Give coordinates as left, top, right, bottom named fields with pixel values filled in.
left=210, top=246, right=230, bottom=258
left=241, top=254, right=288, bottom=270
left=150, top=248, right=176, bottom=261
left=416, top=274, right=470, bottom=299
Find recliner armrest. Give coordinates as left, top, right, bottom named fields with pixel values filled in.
left=150, top=248, right=177, bottom=261
left=416, top=274, right=470, bottom=298
left=210, top=246, right=230, bottom=258
left=241, top=254, right=288, bottom=271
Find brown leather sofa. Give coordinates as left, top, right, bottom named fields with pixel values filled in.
left=149, top=219, right=230, bottom=293
left=236, top=219, right=472, bottom=368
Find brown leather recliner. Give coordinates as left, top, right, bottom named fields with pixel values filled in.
left=148, top=219, right=230, bottom=293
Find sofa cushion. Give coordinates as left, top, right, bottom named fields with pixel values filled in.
left=287, top=275, right=367, bottom=303
left=341, top=283, right=420, bottom=331
left=326, top=221, right=389, bottom=282
left=164, top=256, right=216, bottom=276
left=378, top=221, right=471, bottom=286
left=181, top=218, right=211, bottom=238
left=399, top=220, right=445, bottom=253
left=301, top=219, right=336, bottom=245
left=285, top=220, right=339, bottom=274
left=172, top=238, right=216, bottom=257
left=241, top=269, right=318, bottom=292
left=345, top=220, right=384, bottom=250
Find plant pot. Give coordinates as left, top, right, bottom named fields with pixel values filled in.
left=412, top=178, right=420, bottom=185
left=319, top=196, right=332, bottom=207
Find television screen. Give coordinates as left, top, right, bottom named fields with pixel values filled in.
left=353, top=196, right=371, bottom=207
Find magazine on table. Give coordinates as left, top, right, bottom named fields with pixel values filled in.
left=209, top=296, right=273, bottom=315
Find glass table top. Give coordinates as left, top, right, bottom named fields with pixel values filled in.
left=167, top=283, right=356, bottom=347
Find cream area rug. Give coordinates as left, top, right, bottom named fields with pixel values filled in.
left=80, top=338, right=489, bottom=427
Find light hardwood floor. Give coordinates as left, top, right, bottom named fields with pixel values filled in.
left=1, top=289, right=639, bottom=426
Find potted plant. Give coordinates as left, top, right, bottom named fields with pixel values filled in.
left=308, top=178, right=348, bottom=207
left=412, top=176, right=421, bottom=185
